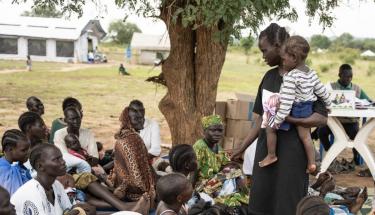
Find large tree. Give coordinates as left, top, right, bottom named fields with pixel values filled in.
left=14, top=0, right=341, bottom=145
left=108, top=20, right=142, bottom=44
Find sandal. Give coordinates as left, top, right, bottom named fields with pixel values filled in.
left=357, top=169, right=372, bottom=177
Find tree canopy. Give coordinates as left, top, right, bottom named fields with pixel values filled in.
left=108, top=20, right=142, bottom=44
left=310, top=34, right=331, bottom=49
left=21, top=4, right=63, bottom=18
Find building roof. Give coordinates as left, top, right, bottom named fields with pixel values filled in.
left=361, top=50, right=375, bottom=57
left=0, top=16, right=106, bottom=40
left=130, top=32, right=170, bottom=51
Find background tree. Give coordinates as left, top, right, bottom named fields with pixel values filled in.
left=310, top=34, right=331, bottom=49
left=331, top=33, right=355, bottom=50
left=14, top=0, right=343, bottom=145
left=108, top=20, right=142, bottom=44
left=240, top=36, right=255, bottom=64
left=21, top=4, right=63, bottom=18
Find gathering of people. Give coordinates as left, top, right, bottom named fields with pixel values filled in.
left=0, top=23, right=374, bottom=215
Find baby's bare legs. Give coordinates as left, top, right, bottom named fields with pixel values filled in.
left=259, top=126, right=278, bottom=167
left=297, top=125, right=316, bottom=173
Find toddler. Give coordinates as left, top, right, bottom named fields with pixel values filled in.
left=156, top=173, right=193, bottom=215
left=259, top=35, right=331, bottom=173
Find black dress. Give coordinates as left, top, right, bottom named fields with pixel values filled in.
left=248, top=67, right=327, bottom=215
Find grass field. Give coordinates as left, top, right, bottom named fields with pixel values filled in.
left=1, top=47, right=375, bottom=146
left=2, top=45, right=375, bottom=186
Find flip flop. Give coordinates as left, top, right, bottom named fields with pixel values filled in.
left=357, top=169, right=372, bottom=177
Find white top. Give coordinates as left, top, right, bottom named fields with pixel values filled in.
left=54, top=127, right=98, bottom=158
left=274, top=67, right=331, bottom=124
left=11, top=179, right=72, bottom=215
left=140, top=118, right=162, bottom=156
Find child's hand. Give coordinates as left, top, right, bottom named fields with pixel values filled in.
left=272, top=123, right=280, bottom=129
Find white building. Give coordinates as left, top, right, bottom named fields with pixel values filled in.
left=130, top=32, right=170, bottom=65
left=0, top=17, right=106, bottom=63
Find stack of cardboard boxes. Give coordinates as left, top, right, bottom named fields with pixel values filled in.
left=215, top=93, right=255, bottom=152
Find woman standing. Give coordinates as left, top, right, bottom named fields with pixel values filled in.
left=231, top=23, right=328, bottom=215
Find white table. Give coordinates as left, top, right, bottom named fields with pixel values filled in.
left=320, top=109, right=375, bottom=179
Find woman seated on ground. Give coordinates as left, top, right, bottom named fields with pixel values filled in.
left=18, top=111, right=143, bottom=212
left=193, top=115, right=248, bottom=206
left=18, top=111, right=91, bottom=174
left=108, top=104, right=156, bottom=213
left=0, top=129, right=32, bottom=195
left=11, top=144, right=95, bottom=215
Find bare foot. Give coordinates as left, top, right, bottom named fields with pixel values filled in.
left=259, top=155, right=278, bottom=167
left=307, top=164, right=317, bottom=174
left=350, top=187, right=368, bottom=214
left=133, top=195, right=150, bottom=214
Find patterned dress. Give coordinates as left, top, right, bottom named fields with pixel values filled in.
left=193, top=139, right=230, bottom=180
left=109, top=107, right=156, bottom=202
left=193, top=139, right=248, bottom=206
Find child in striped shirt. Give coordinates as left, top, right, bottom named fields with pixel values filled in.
left=259, top=35, right=331, bottom=173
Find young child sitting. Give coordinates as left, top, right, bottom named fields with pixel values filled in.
left=259, top=35, right=331, bottom=173
left=56, top=174, right=86, bottom=204
left=65, top=133, right=99, bottom=167
left=65, top=134, right=113, bottom=188
left=156, top=173, right=194, bottom=215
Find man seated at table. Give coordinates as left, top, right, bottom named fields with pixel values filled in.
left=129, top=100, right=161, bottom=161
left=317, top=64, right=372, bottom=165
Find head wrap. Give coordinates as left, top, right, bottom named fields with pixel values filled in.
left=201, top=115, right=223, bottom=130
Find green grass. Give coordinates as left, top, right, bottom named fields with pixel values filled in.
left=1, top=47, right=375, bottom=146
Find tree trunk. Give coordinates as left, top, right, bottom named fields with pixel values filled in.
left=159, top=10, right=229, bottom=145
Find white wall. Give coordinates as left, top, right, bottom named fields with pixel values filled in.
left=0, top=37, right=78, bottom=62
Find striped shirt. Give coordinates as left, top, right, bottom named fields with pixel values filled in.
left=274, top=67, right=331, bottom=125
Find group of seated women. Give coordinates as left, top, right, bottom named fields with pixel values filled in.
left=0, top=96, right=248, bottom=215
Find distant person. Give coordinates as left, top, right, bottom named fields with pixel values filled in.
left=88, top=51, right=94, bottom=63
left=26, top=96, right=45, bottom=116
left=119, top=63, right=130, bottom=75
left=26, top=55, right=32, bottom=71
left=317, top=64, right=373, bottom=165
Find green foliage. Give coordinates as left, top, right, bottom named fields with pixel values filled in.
left=310, top=34, right=331, bottom=49
left=338, top=48, right=359, bottom=65
left=21, top=4, right=63, bottom=18
left=240, top=36, right=254, bottom=54
left=14, top=0, right=340, bottom=42
left=319, top=64, right=330, bottom=73
left=14, top=0, right=85, bottom=17
left=108, top=20, right=142, bottom=44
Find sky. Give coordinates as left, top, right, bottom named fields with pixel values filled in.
left=1, top=0, right=375, bottom=38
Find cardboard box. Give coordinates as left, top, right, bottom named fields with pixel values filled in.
left=222, top=137, right=244, bottom=151
left=215, top=101, right=227, bottom=121
left=222, top=137, right=234, bottom=151
left=226, top=93, right=255, bottom=120
left=225, top=119, right=252, bottom=139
